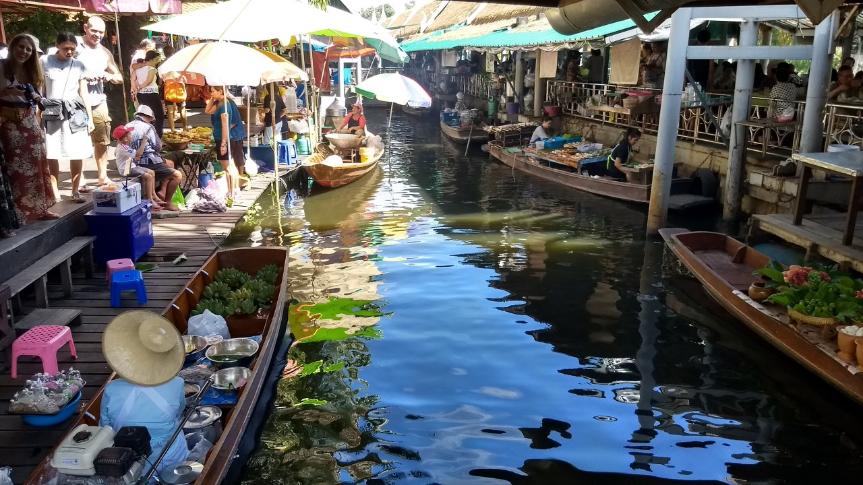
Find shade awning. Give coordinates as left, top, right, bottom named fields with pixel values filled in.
left=401, top=15, right=656, bottom=52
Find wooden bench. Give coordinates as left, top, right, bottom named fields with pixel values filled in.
left=0, top=236, right=95, bottom=308
left=14, top=308, right=82, bottom=331
left=0, top=285, right=11, bottom=368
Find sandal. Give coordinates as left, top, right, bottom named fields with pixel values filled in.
left=36, top=211, right=60, bottom=220
left=78, top=185, right=93, bottom=193
left=0, top=228, right=15, bottom=238
left=71, top=193, right=86, bottom=203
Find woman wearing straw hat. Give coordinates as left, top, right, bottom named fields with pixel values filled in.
left=100, top=311, right=189, bottom=474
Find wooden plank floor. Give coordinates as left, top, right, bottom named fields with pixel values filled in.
left=0, top=174, right=276, bottom=484
left=753, top=213, right=863, bottom=273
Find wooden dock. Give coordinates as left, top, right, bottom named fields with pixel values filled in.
left=0, top=174, right=276, bottom=484
left=752, top=212, right=863, bottom=273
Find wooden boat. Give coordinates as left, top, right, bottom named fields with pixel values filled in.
left=27, top=247, right=290, bottom=485
left=659, top=228, right=863, bottom=406
left=489, top=143, right=714, bottom=209
left=440, top=120, right=489, bottom=144
left=489, top=142, right=649, bottom=203
left=302, top=137, right=383, bottom=189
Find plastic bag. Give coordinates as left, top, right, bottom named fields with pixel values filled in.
left=187, top=310, right=230, bottom=339
left=244, top=157, right=258, bottom=176
left=171, top=186, right=186, bottom=210
left=185, top=435, right=213, bottom=463
left=0, top=466, right=12, bottom=485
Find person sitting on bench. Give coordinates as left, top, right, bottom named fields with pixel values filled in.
left=112, top=125, right=163, bottom=210
left=126, top=105, right=183, bottom=211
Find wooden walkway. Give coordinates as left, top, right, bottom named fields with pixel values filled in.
left=0, top=174, right=276, bottom=484
left=753, top=212, right=863, bottom=274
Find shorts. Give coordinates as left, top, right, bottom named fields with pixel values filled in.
left=90, top=102, right=111, bottom=147
left=149, top=163, right=176, bottom=183
left=130, top=166, right=153, bottom=178
left=218, top=139, right=245, bottom=167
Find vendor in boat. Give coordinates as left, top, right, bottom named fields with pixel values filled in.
left=530, top=116, right=553, bottom=145
left=337, top=102, right=366, bottom=136
left=606, top=128, right=641, bottom=180
left=100, top=310, right=188, bottom=474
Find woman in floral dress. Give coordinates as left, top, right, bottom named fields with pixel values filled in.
left=0, top=146, right=20, bottom=237
left=0, top=33, right=57, bottom=221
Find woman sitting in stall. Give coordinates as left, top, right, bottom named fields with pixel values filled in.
left=530, top=116, right=553, bottom=145
left=100, top=311, right=188, bottom=475
left=338, top=102, right=366, bottom=136
left=606, top=128, right=641, bottom=180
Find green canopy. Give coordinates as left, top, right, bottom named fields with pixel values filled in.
left=402, top=16, right=655, bottom=52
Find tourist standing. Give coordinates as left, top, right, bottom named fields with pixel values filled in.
left=205, top=86, right=245, bottom=198
left=77, top=16, right=124, bottom=187
left=0, top=34, right=57, bottom=221
left=0, top=146, right=20, bottom=237
left=43, top=33, right=94, bottom=203
left=134, top=51, right=164, bottom=138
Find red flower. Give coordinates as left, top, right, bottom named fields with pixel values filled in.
left=856, top=290, right=863, bottom=299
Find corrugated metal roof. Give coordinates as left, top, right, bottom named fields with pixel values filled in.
left=402, top=16, right=642, bottom=52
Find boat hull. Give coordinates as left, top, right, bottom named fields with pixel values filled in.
left=26, top=247, right=290, bottom=485
left=440, top=120, right=488, bottom=144
left=303, top=150, right=381, bottom=188
left=489, top=143, right=649, bottom=204
left=659, top=229, right=863, bottom=406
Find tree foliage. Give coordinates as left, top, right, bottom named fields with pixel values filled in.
left=4, top=11, right=84, bottom=49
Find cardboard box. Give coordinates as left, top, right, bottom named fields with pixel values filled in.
left=93, top=182, right=142, bottom=214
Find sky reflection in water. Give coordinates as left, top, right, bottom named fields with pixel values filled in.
left=233, top=112, right=863, bottom=484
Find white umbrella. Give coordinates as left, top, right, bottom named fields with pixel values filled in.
left=158, top=41, right=305, bottom=86
left=143, top=0, right=407, bottom=63
left=355, top=73, right=432, bottom=108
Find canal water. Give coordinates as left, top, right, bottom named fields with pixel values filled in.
left=230, top=112, right=863, bottom=484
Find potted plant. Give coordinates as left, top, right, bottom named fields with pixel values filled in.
left=765, top=265, right=862, bottom=332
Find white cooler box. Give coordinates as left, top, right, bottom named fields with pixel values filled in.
left=93, top=182, right=142, bottom=214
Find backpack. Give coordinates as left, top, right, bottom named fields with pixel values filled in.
left=164, top=80, right=187, bottom=103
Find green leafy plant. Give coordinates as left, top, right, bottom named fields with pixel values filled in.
left=243, top=279, right=276, bottom=307
left=203, top=281, right=233, bottom=301
left=761, top=263, right=863, bottom=321
left=192, top=298, right=229, bottom=317
left=215, top=268, right=251, bottom=290
left=227, top=288, right=258, bottom=316
left=256, top=264, right=280, bottom=285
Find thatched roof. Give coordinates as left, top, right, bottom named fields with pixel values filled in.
left=470, top=3, right=546, bottom=25
left=387, top=1, right=444, bottom=38
left=426, top=1, right=477, bottom=32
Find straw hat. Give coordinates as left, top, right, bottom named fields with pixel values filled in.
left=103, top=311, right=184, bottom=386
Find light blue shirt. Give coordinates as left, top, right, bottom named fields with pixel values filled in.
left=100, top=377, right=188, bottom=473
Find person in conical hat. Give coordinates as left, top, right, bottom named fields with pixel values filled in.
left=100, top=310, right=189, bottom=474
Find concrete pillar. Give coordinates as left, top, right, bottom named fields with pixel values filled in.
left=646, top=8, right=692, bottom=236
left=723, top=20, right=758, bottom=221
left=799, top=11, right=839, bottom=154
left=514, top=50, right=524, bottom=110
left=534, top=49, right=543, bottom=117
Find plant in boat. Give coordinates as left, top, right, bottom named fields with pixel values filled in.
left=192, top=298, right=229, bottom=317
left=227, top=288, right=259, bottom=316
left=762, top=264, right=863, bottom=321
left=215, top=267, right=251, bottom=290
left=243, top=279, right=276, bottom=307
left=256, top=264, right=280, bottom=285
left=203, top=281, right=232, bottom=301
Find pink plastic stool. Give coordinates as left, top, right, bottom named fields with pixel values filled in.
left=106, top=258, right=135, bottom=286
left=11, top=325, right=77, bottom=378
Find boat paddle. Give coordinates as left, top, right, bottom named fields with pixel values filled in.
left=464, top=123, right=474, bottom=156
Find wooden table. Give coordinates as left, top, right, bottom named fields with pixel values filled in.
left=792, top=151, right=863, bottom=245
left=166, top=147, right=216, bottom=192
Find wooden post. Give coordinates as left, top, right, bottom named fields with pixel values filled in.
left=646, top=8, right=692, bottom=235
left=723, top=20, right=758, bottom=221
left=0, top=8, right=6, bottom=44
left=514, top=50, right=524, bottom=114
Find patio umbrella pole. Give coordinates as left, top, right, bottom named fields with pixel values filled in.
left=113, top=12, right=129, bottom=123
left=308, top=45, right=320, bottom=143
left=299, top=38, right=311, bottom=143
left=387, top=101, right=393, bottom=164
left=271, top=82, right=279, bottom=198
left=246, top=90, right=251, bottom=159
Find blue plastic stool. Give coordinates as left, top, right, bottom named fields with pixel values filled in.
left=110, top=270, right=147, bottom=307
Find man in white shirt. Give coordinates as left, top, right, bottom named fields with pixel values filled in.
left=76, top=16, right=124, bottom=187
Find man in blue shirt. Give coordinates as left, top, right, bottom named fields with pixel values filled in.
left=205, top=86, right=246, bottom=198
left=126, top=104, right=183, bottom=211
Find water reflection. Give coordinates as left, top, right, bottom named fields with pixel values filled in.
left=234, top=112, right=863, bottom=484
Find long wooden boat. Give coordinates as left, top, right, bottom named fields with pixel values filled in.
left=440, top=120, right=488, bottom=144
left=302, top=145, right=382, bottom=188
left=659, top=228, right=863, bottom=405
left=27, top=247, right=290, bottom=485
left=489, top=143, right=715, bottom=209
left=489, top=142, right=650, bottom=203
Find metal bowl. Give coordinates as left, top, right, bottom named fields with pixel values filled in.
left=205, top=338, right=259, bottom=368
left=325, top=133, right=363, bottom=150
left=182, top=335, right=209, bottom=367
left=211, top=367, right=251, bottom=391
